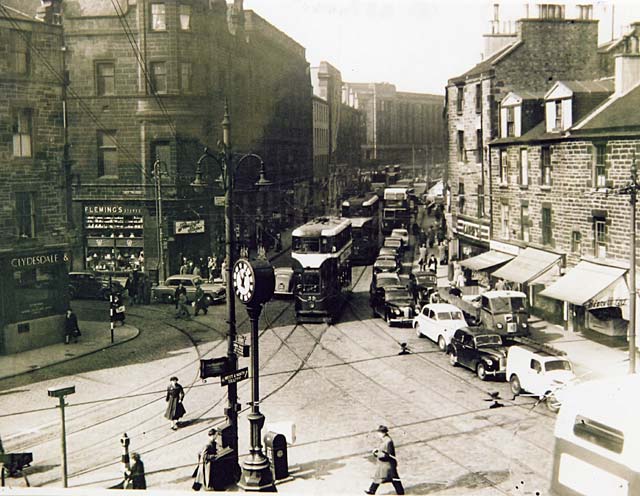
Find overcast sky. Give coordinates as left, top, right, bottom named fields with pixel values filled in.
left=243, top=0, right=640, bottom=95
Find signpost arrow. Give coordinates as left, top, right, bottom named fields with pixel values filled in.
left=221, top=367, right=249, bottom=387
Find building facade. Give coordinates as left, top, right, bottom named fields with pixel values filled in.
left=0, top=3, right=71, bottom=354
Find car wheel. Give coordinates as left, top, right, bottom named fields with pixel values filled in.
left=510, top=374, right=522, bottom=395
left=546, top=392, right=560, bottom=413
left=437, top=335, right=446, bottom=351
left=162, top=294, right=173, bottom=304
left=448, top=351, right=458, bottom=367
left=476, top=363, right=487, bottom=381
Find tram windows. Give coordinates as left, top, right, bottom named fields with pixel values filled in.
left=293, top=237, right=320, bottom=253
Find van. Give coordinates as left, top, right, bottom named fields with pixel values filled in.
left=506, top=343, right=575, bottom=412
left=551, top=375, right=640, bottom=495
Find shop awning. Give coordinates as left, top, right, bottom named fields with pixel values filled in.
left=459, top=250, right=514, bottom=272
left=539, top=261, right=627, bottom=306
left=492, top=247, right=561, bottom=284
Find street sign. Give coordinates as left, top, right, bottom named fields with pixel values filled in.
left=221, top=367, right=249, bottom=386
left=234, top=342, right=250, bottom=357
left=214, top=196, right=225, bottom=207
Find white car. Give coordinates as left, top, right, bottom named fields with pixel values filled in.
left=413, top=303, right=467, bottom=351
left=391, top=228, right=409, bottom=246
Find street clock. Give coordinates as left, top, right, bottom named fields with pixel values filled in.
left=233, top=258, right=275, bottom=306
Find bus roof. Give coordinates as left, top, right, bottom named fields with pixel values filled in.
left=349, top=217, right=373, bottom=228
left=292, top=217, right=351, bottom=238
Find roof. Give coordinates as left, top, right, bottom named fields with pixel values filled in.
left=62, top=0, right=130, bottom=17
left=574, top=83, right=640, bottom=132
left=557, top=79, right=614, bottom=94
left=448, top=41, right=522, bottom=85
left=292, top=217, right=351, bottom=237
left=492, top=247, right=561, bottom=285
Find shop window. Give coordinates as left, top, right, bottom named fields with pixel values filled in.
left=12, top=109, right=32, bottom=157
left=520, top=205, right=530, bottom=242
left=593, top=143, right=607, bottom=188
left=594, top=217, right=607, bottom=258
left=571, top=231, right=582, bottom=254
left=541, top=146, right=552, bottom=186
left=10, top=31, right=29, bottom=75
left=16, top=191, right=36, bottom=238
left=519, top=148, right=529, bottom=186
left=13, top=264, right=65, bottom=320
left=150, top=61, right=167, bottom=94
left=499, top=149, right=508, bottom=184
left=97, top=130, right=118, bottom=177
left=500, top=203, right=510, bottom=240
left=475, top=83, right=482, bottom=114
left=179, top=4, right=192, bottom=30
left=542, top=206, right=553, bottom=246
left=151, top=3, right=166, bottom=30
left=456, top=85, right=464, bottom=114
left=457, top=130, right=465, bottom=162
left=96, top=62, right=115, bottom=96
left=180, top=62, right=192, bottom=93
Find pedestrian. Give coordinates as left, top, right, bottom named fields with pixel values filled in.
left=111, top=292, right=126, bottom=326
left=427, top=226, right=435, bottom=249
left=207, top=256, right=217, bottom=282
left=179, top=260, right=189, bottom=275
left=165, top=376, right=186, bottom=430
left=174, top=282, right=186, bottom=309
left=193, top=282, right=208, bottom=316
left=495, top=279, right=506, bottom=291
left=365, top=425, right=404, bottom=495
left=136, top=273, right=147, bottom=305
left=192, top=264, right=201, bottom=277
left=175, top=291, right=190, bottom=320
left=124, top=273, right=137, bottom=306
left=275, top=232, right=282, bottom=252
left=124, top=452, right=146, bottom=490
left=64, top=308, right=81, bottom=344
left=427, top=253, right=438, bottom=273
left=221, top=260, right=227, bottom=284
left=193, top=428, right=218, bottom=491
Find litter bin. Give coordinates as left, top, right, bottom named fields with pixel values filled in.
left=264, top=431, right=288, bottom=480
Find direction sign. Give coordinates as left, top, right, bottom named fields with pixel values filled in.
left=234, top=342, right=250, bottom=357
left=214, top=196, right=225, bottom=207
left=221, top=367, right=249, bottom=386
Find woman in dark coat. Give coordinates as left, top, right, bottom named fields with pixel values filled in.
left=165, top=376, right=185, bottom=430
left=365, top=425, right=404, bottom=495
left=125, top=452, right=146, bottom=489
left=64, top=308, right=81, bottom=344
left=193, top=428, right=217, bottom=490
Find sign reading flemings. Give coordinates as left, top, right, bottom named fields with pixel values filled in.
left=174, top=220, right=205, bottom=235
left=221, top=367, right=249, bottom=386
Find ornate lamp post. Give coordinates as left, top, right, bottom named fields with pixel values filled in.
left=191, top=105, right=271, bottom=482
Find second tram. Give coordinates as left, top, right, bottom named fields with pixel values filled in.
left=341, top=193, right=381, bottom=265
left=291, top=217, right=352, bottom=324
left=382, top=186, right=412, bottom=234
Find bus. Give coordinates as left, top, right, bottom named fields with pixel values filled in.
left=291, top=217, right=353, bottom=324
left=551, top=375, right=640, bottom=495
left=341, top=193, right=381, bottom=265
left=382, top=187, right=412, bottom=235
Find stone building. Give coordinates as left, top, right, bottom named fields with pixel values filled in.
left=484, top=49, right=640, bottom=337
left=0, top=2, right=71, bottom=354
left=341, top=81, right=445, bottom=173
left=446, top=3, right=600, bottom=261
left=311, top=94, right=329, bottom=216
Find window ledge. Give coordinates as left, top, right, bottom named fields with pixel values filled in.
left=519, top=184, right=529, bottom=190
left=590, top=187, right=610, bottom=194
left=498, top=182, right=509, bottom=189
left=540, top=185, right=552, bottom=191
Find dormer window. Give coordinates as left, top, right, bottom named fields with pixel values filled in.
left=506, top=107, right=515, bottom=137
left=554, top=100, right=563, bottom=131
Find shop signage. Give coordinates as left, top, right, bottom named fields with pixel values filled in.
left=175, top=220, right=205, bottom=235
left=221, top=367, right=249, bottom=386
left=84, top=205, right=143, bottom=216
left=489, top=240, right=521, bottom=256
left=456, top=218, right=490, bottom=242
left=11, top=251, right=69, bottom=268
left=585, top=297, right=628, bottom=310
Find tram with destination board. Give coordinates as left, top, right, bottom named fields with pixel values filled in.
left=382, top=186, right=412, bottom=235
left=341, top=193, right=381, bottom=265
left=291, top=217, right=352, bottom=323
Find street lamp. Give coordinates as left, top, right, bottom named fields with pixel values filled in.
left=47, top=385, right=75, bottom=487
left=152, top=159, right=168, bottom=282
left=191, top=104, right=271, bottom=483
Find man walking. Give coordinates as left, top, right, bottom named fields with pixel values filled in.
left=193, top=282, right=208, bottom=316
left=365, top=425, right=404, bottom=495
left=64, top=308, right=81, bottom=344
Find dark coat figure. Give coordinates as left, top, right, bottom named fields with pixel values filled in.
left=111, top=293, right=125, bottom=325
left=427, top=226, right=436, bottom=249
left=366, top=426, right=404, bottom=495
left=125, top=453, right=146, bottom=489
left=194, top=285, right=208, bottom=316
left=427, top=254, right=438, bottom=273
left=64, top=309, right=81, bottom=344
left=125, top=273, right=138, bottom=305
left=165, top=377, right=185, bottom=429
left=174, top=283, right=187, bottom=309
left=193, top=429, right=218, bottom=490
left=175, top=292, right=190, bottom=320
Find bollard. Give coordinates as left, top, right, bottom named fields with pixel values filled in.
left=120, top=433, right=130, bottom=471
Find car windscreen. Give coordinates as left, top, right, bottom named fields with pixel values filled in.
left=437, top=311, right=463, bottom=321
left=545, top=359, right=572, bottom=372
left=491, top=297, right=526, bottom=314
left=475, top=335, right=503, bottom=347
left=415, top=275, right=436, bottom=286
left=385, top=239, right=401, bottom=247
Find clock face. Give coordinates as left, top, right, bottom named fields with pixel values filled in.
left=233, top=259, right=255, bottom=303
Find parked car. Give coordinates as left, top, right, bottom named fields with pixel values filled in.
left=379, top=246, right=401, bottom=264
left=370, top=271, right=402, bottom=298
left=152, top=274, right=225, bottom=305
left=384, top=236, right=404, bottom=252
left=374, top=255, right=400, bottom=274
left=274, top=267, right=295, bottom=297
left=506, top=344, right=576, bottom=412
left=413, top=303, right=467, bottom=351
left=447, top=327, right=508, bottom=380
left=69, top=271, right=123, bottom=300
left=371, top=285, right=415, bottom=326
left=409, top=270, right=437, bottom=306
left=390, top=228, right=409, bottom=247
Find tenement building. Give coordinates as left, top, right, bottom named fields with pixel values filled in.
left=446, top=3, right=600, bottom=261
left=484, top=48, right=640, bottom=337
left=0, top=3, right=71, bottom=354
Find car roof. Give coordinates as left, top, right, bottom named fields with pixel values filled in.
left=424, top=303, right=463, bottom=312
left=391, top=228, right=408, bottom=233
left=376, top=272, right=400, bottom=280
left=386, top=236, right=402, bottom=241
left=509, top=345, right=566, bottom=359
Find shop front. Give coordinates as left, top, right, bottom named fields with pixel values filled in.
left=0, top=249, right=69, bottom=355
left=539, top=260, right=629, bottom=336
left=458, top=249, right=515, bottom=289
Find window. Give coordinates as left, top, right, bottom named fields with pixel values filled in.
left=542, top=206, right=553, bottom=246
left=456, top=85, right=464, bottom=113
left=574, top=415, right=624, bottom=454
left=506, top=107, right=515, bottom=137
left=152, top=141, right=171, bottom=165
left=541, top=146, right=552, bottom=186
left=475, top=83, right=482, bottom=113
left=477, top=184, right=484, bottom=218
left=96, top=62, right=115, bottom=96
left=554, top=100, right=563, bottom=130
left=10, top=31, right=29, bottom=74
left=151, top=3, right=166, bottom=30
left=499, top=149, right=508, bottom=184
left=500, top=202, right=510, bottom=240
left=458, top=182, right=465, bottom=214
left=16, top=192, right=35, bottom=238
left=520, top=204, right=530, bottom=242
left=150, top=62, right=167, bottom=94
left=180, top=62, right=192, bottom=93
left=594, top=217, right=607, bottom=257
left=457, top=130, right=465, bottom=161
left=12, top=109, right=32, bottom=157
left=571, top=231, right=582, bottom=254
left=97, top=130, right=118, bottom=177
left=179, top=4, right=192, bottom=30
left=520, top=148, right=528, bottom=186
left=476, top=129, right=483, bottom=162
left=594, top=143, right=607, bottom=188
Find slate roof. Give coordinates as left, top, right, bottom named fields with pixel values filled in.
left=573, top=83, right=640, bottom=133
left=448, top=41, right=522, bottom=85
left=558, top=79, right=614, bottom=94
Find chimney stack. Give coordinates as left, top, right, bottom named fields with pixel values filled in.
left=615, top=48, right=640, bottom=96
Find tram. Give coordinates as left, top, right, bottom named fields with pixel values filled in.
left=291, top=217, right=352, bottom=324
left=341, top=193, right=381, bottom=265
left=382, top=186, right=412, bottom=234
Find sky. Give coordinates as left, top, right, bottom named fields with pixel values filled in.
left=243, top=0, right=640, bottom=95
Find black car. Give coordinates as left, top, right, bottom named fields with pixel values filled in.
left=409, top=270, right=437, bottom=306
left=447, top=327, right=508, bottom=381
left=370, top=284, right=415, bottom=326
left=69, top=271, right=123, bottom=300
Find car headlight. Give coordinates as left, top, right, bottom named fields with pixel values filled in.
left=483, top=357, right=494, bottom=365
left=392, top=308, right=402, bottom=316
left=497, top=323, right=503, bottom=329
left=521, top=323, right=528, bottom=328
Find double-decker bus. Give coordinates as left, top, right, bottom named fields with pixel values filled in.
left=341, top=193, right=381, bottom=265
left=291, top=217, right=353, bottom=323
left=382, top=187, right=412, bottom=235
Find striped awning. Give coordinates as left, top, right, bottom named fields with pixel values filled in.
left=459, top=251, right=514, bottom=272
